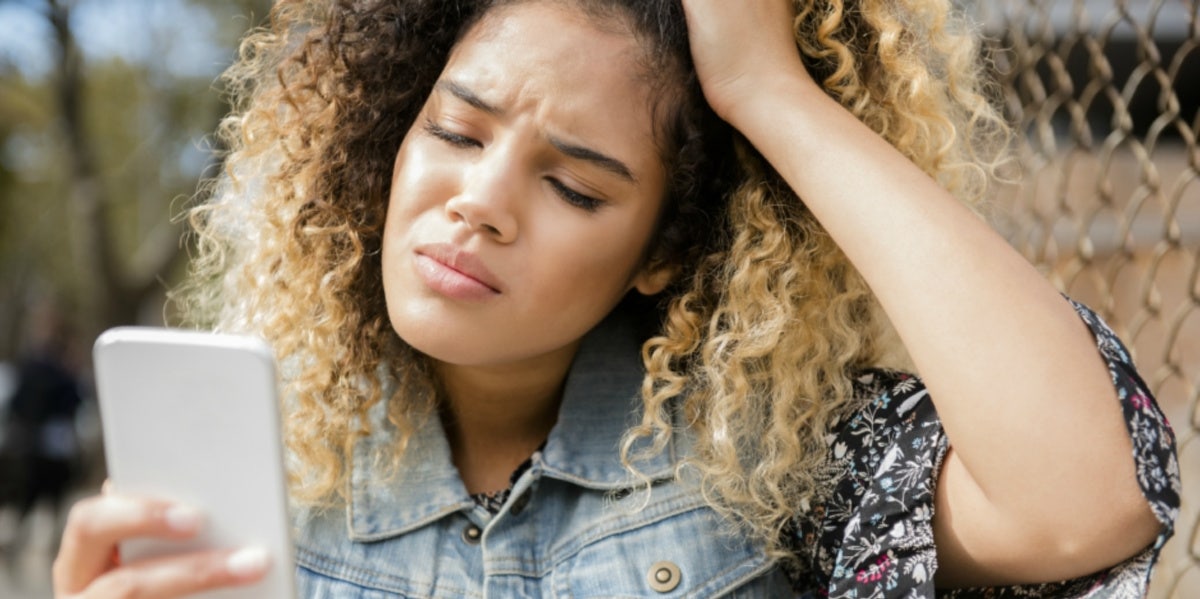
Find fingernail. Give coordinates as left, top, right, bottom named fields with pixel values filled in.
left=226, top=546, right=270, bottom=578
left=164, top=505, right=203, bottom=532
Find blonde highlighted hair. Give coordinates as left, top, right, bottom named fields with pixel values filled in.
left=625, top=0, right=1012, bottom=558
left=178, top=0, right=1010, bottom=558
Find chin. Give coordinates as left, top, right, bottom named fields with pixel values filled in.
left=388, top=312, right=497, bottom=366
left=402, top=335, right=489, bottom=366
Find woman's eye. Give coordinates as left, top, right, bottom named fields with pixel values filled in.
left=548, top=178, right=604, bottom=213
left=424, top=119, right=480, bottom=149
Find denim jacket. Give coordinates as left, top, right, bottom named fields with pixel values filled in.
left=291, top=309, right=794, bottom=597
left=291, top=300, right=1181, bottom=598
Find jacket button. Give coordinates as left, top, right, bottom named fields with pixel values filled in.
left=461, top=523, right=482, bottom=545
left=647, top=561, right=681, bottom=593
left=509, top=490, right=531, bottom=516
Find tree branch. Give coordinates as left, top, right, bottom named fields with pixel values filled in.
left=49, top=0, right=128, bottom=326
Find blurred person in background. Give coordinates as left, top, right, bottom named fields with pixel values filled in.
left=0, top=303, right=83, bottom=576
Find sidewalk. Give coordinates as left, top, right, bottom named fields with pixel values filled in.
left=0, top=487, right=95, bottom=599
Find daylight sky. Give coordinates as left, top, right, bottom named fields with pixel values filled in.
left=1, top=0, right=1194, bottom=83
left=0, top=0, right=239, bottom=81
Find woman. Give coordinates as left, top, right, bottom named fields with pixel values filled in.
left=53, top=0, right=1179, bottom=597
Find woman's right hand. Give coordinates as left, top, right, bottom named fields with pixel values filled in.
left=53, top=488, right=269, bottom=598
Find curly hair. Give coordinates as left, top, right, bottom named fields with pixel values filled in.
left=627, top=0, right=1012, bottom=559
left=177, top=0, right=1010, bottom=559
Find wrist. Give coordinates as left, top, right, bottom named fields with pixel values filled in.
left=715, top=71, right=830, bottom=146
left=712, top=68, right=826, bottom=135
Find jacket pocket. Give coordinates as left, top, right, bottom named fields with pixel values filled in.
left=550, top=504, right=791, bottom=598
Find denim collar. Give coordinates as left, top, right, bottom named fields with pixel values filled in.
left=348, top=307, right=678, bottom=541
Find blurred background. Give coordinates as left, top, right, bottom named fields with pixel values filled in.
left=0, top=0, right=1196, bottom=597
left=0, top=0, right=270, bottom=596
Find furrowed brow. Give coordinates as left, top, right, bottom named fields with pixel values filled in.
left=436, top=79, right=637, bottom=185
left=549, top=136, right=637, bottom=184
left=436, top=80, right=502, bottom=116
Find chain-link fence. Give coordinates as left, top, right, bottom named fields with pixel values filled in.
left=981, top=1, right=1198, bottom=596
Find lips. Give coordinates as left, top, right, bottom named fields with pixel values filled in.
left=413, top=243, right=503, bottom=300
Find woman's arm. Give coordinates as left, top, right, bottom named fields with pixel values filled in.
left=681, top=0, right=1161, bottom=587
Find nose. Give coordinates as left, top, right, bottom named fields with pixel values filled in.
left=445, top=150, right=521, bottom=243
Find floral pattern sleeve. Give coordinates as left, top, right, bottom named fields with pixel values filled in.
left=787, top=299, right=1181, bottom=598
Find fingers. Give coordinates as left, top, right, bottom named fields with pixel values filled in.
left=80, top=546, right=269, bottom=599
left=53, top=494, right=204, bottom=595
left=53, top=492, right=271, bottom=599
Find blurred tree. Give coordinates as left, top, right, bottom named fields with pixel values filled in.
left=0, top=0, right=272, bottom=358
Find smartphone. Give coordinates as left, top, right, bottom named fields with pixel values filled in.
left=93, top=327, right=295, bottom=599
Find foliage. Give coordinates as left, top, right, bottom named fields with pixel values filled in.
left=0, top=0, right=271, bottom=359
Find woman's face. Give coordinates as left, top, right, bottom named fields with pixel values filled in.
left=381, top=2, right=671, bottom=368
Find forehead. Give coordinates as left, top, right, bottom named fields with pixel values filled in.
left=457, top=1, right=642, bottom=77
left=442, top=2, right=659, bottom=149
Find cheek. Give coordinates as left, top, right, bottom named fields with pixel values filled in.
left=381, top=146, right=427, bottom=290
left=392, top=139, right=421, bottom=191
left=384, top=142, right=450, bottom=235
left=532, top=211, right=659, bottom=299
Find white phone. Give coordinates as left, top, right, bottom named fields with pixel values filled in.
left=93, top=327, right=295, bottom=599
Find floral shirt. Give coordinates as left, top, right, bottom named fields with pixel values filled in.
left=787, top=299, right=1181, bottom=598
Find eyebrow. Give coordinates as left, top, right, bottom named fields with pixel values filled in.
left=548, top=136, right=637, bottom=184
left=436, top=80, right=502, bottom=115
left=436, top=79, right=638, bottom=185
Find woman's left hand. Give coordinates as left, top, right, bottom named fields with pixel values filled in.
left=680, top=0, right=813, bottom=124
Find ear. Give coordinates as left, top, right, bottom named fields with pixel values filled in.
left=632, top=263, right=676, bottom=296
